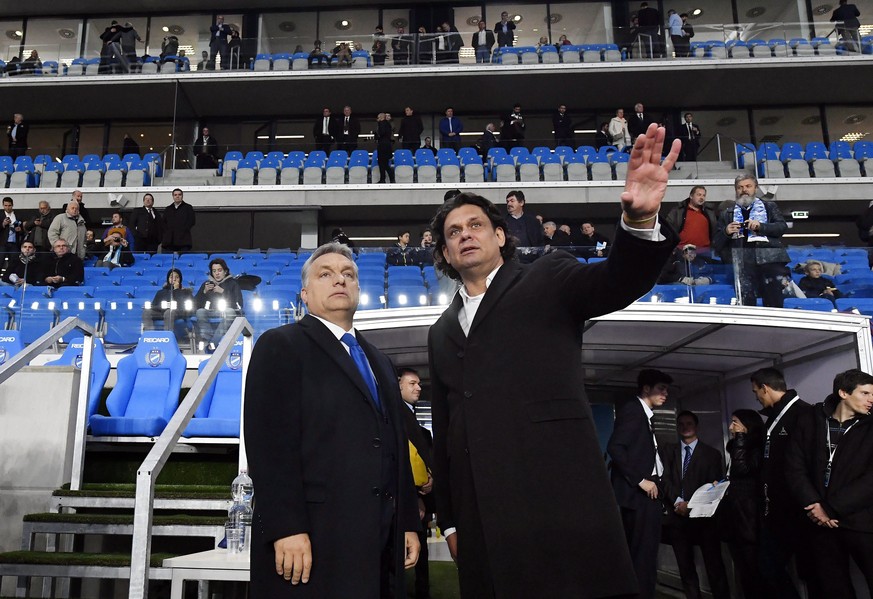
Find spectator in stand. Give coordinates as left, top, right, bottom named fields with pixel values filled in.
left=494, top=11, right=516, bottom=48
left=442, top=22, right=464, bottom=63
left=595, top=122, right=611, bottom=150
left=557, top=34, right=572, bottom=46
left=659, top=244, right=713, bottom=285
left=799, top=260, right=842, bottom=304
left=129, top=193, right=162, bottom=253
left=471, top=21, right=495, bottom=63
left=160, top=34, right=179, bottom=62
left=99, top=21, right=122, bottom=74
left=43, top=238, right=84, bottom=287
left=628, top=103, right=654, bottom=142
left=20, top=50, right=42, bottom=75
left=84, top=230, right=101, bottom=260
left=387, top=230, right=414, bottom=266
left=663, top=185, right=716, bottom=254
left=162, top=188, right=196, bottom=253
left=609, top=108, right=631, bottom=150
left=23, top=201, right=53, bottom=252
left=48, top=199, right=87, bottom=260
left=101, top=211, right=135, bottom=247
left=1, top=241, right=42, bottom=287
left=337, top=106, right=361, bottom=152
left=504, top=190, right=544, bottom=248
left=122, top=133, right=140, bottom=156
left=331, top=227, right=355, bottom=248
left=313, top=107, right=338, bottom=153
left=6, top=113, right=28, bottom=158
left=667, top=10, right=689, bottom=58
left=398, top=107, right=424, bottom=151
left=372, top=25, right=388, bottom=66
left=113, top=22, right=142, bottom=70
left=209, top=15, right=233, bottom=69
left=392, top=27, right=411, bottom=65
left=193, top=127, right=219, bottom=170
left=543, top=221, right=572, bottom=248
left=331, top=42, right=352, bottom=67
left=636, top=2, right=662, bottom=57
left=831, top=0, right=862, bottom=53
left=95, top=230, right=134, bottom=269
left=143, top=268, right=195, bottom=341
left=475, top=123, right=498, bottom=159
left=308, top=40, right=327, bottom=68
left=439, top=107, right=463, bottom=151
left=420, top=137, right=437, bottom=156
left=716, top=409, right=767, bottom=599
left=678, top=113, right=701, bottom=162
left=194, top=258, right=244, bottom=351
left=552, top=105, right=574, bottom=148
left=1, top=197, right=24, bottom=271
left=417, top=26, right=435, bottom=64
left=501, top=104, right=525, bottom=149
left=227, top=31, right=242, bottom=68
left=196, top=50, right=209, bottom=71
left=375, top=113, right=396, bottom=184
left=573, top=221, right=610, bottom=257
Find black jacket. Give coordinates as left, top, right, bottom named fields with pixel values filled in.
left=312, top=114, right=339, bottom=141
left=7, top=120, right=27, bottom=149
left=663, top=198, right=718, bottom=248
left=128, top=206, right=163, bottom=248
left=162, top=201, right=196, bottom=249
left=43, top=252, right=84, bottom=287
left=712, top=200, right=790, bottom=265
left=552, top=111, right=573, bottom=141
left=505, top=212, right=544, bottom=247
left=2, top=255, right=43, bottom=286
left=470, top=29, right=495, bottom=50
left=397, top=114, right=424, bottom=144
left=717, top=432, right=764, bottom=544
left=661, top=439, right=724, bottom=521
left=194, top=276, right=243, bottom=313
left=787, top=394, right=873, bottom=532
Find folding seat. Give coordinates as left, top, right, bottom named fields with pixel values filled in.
left=518, top=155, right=540, bottom=182
left=393, top=150, right=414, bottom=184
left=578, top=146, right=599, bottom=162
left=588, top=155, right=613, bottom=181
left=140, top=56, right=160, bottom=74
left=9, top=158, right=35, bottom=188
left=358, top=283, right=386, bottom=310
left=102, top=159, right=125, bottom=186
left=460, top=152, right=486, bottom=182
left=694, top=285, right=737, bottom=305
left=747, top=39, right=771, bottom=58
left=492, top=154, right=517, bottom=182
left=437, top=148, right=457, bottom=165
left=790, top=38, right=815, bottom=57
left=387, top=283, right=429, bottom=309
left=0, top=330, right=25, bottom=366
left=565, top=154, right=588, bottom=181
left=531, top=147, right=551, bottom=163
left=60, top=158, right=83, bottom=187
left=757, top=143, right=784, bottom=178
left=539, top=44, right=559, bottom=63
left=415, top=152, right=437, bottom=184
left=581, top=45, right=602, bottom=63
left=84, top=58, right=101, bottom=75
left=690, top=41, right=707, bottom=58
left=356, top=252, right=387, bottom=267
left=41, top=60, right=59, bottom=76
left=348, top=152, right=371, bottom=184
left=302, top=153, right=326, bottom=185
left=222, top=151, right=244, bottom=176
left=89, top=330, right=186, bottom=436
left=325, top=154, right=347, bottom=184
left=33, top=154, right=53, bottom=175
left=727, top=40, right=751, bottom=58
left=603, top=44, right=622, bottom=62
left=351, top=50, right=372, bottom=68
left=736, top=143, right=756, bottom=170
left=518, top=47, right=539, bottom=64
left=554, top=146, right=575, bottom=163
left=257, top=157, right=280, bottom=185
left=387, top=266, right=424, bottom=285
left=233, top=158, right=257, bottom=185
left=280, top=153, right=303, bottom=185
left=253, top=53, right=272, bottom=71
left=67, top=57, right=87, bottom=76
left=783, top=298, right=835, bottom=312
left=769, top=39, right=789, bottom=57
left=498, top=47, right=521, bottom=64
left=805, top=142, right=836, bottom=177
left=81, top=161, right=105, bottom=187
left=0, top=157, right=12, bottom=188
left=143, top=152, right=163, bottom=177
left=639, top=284, right=694, bottom=303
left=292, top=52, right=310, bottom=70
left=540, top=154, right=564, bottom=182
left=182, top=340, right=245, bottom=437
left=45, top=337, right=111, bottom=424
left=267, top=53, right=289, bottom=71
left=812, top=37, right=836, bottom=56
left=611, top=151, right=630, bottom=180
left=124, top=159, right=151, bottom=186
left=440, top=154, right=461, bottom=183
left=560, top=45, right=581, bottom=63
left=780, top=143, right=811, bottom=178
left=829, top=141, right=863, bottom=177
left=509, top=146, right=529, bottom=164
left=706, top=41, right=728, bottom=59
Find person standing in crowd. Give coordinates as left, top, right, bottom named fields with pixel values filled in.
left=504, top=190, right=543, bottom=248
left=609, top=369, right=672, bottom=599
left=375, top=113, right=395, bottom=184
left=244, top=243, right=420, bottom=597
left=193, top=127, right=219, bottom=170
left=831, top=0, right=862, bottom=53
left=494, top=11, right=516, bottom=48
left=750, top=367, right=817, bottom=598
left=609, top=108, right=632, bottom=150
left=23, top=201, right=53, bottom=253
left=475, top=123, right=498, bottom=159
left=209, top=15, right=233, bottom=69
left=439, top=107, right=463, bottom=152
left=391, top=27, right=410, bottom=65
left=162, top=188, right=195, bottom=253
left=712, top=175, right=790, bottom=308
left=99, top=20, right=122, bottom=73
left=678, top=113, right=701, bottom=162
left=717, top=409, right=767, bottom=599
left=552, top=104, right=574, bottom=148
left=337, top=106, right=361, bottom=153
left=501, top=104, right=525, bottom=149
left=398, top=107, right=423, bottom=152
left=628, top=103, right=654, bottom=142
left=471, top=20, right=495, bottom=63
left=313, top=108, right=338, bottom=153
left=47, top=199, right=87, bottom=260
left=1, top=196, right=24, bottom=272
left=129, top=193, right=163, bottom=253
left=661, top=410, right=730, bottom=599
left=787, top=368, right=873, bottom=598
left=636, top=2, right=662, bottom=57
left=6, top=113, right=27, bottom=158
left=428, top=125, right=681, bottom=599
left=664, top=185, right=716, bottom=253
left=595, top=121, right=611, bottom=150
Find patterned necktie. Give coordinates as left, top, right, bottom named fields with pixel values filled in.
left=341, top=333, right=381, bottom=411
left=682, top=445, right=692, bottom=479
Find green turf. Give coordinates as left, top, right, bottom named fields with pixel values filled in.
left=23, top=513, right=226, bottom=526
left=0, top=551, right=176, bottom=568
left=405, top=561, right=460, bottom=599
left=54, top=483, right=230, bottom=500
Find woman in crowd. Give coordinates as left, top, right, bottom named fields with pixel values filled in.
left=798, top=259, right=842, bottom=304
left=194, top=258, right=244, bottom=351
left=717, top=409, right=766, bottom=599
left=608, top=108, right=631, bottom=150
left=375, top=113, right=395, bottom=184
left=142, top=268, right=195, bottom=342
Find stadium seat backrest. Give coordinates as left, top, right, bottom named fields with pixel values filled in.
left=0, top=330, right=25, bottom=366
left=45, top=336, right=111, bottom=419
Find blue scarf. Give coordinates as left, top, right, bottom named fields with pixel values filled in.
left=733, top=198, right=768, bottom=241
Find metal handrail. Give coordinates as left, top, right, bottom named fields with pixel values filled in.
left=128, top=316, right=254, bottom=599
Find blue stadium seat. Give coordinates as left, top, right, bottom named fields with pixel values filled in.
left=358, top=283, right=385, bottom=310
left=540, top=153, right=564, bottom=182
left=387, top=283, right=429, bottom=308
left=13, top=298, right=57, bottom=344
left=303, top=152, right=326, bottom=185
left=45, top=337, right=111, bottom=424
left=439, top=153, right=461, bottom=183
left=89, top=330, right=186, bottom=436
left=0, top=330, right=25, bottom=366
left=102, top=298, right=150, bottom=345
left=415, top=151, right=437, bottom=184
left=182, top=340, right=245, bottom=437
left=233, top=158, right=258, bottom=185
left=393, top=150, right=414, bottom=184
left=784, top=297, right=835, bottom=311
left=272, top=53, right=292, bottom=70
left=492, top=154, right=516, bottom=182
left=517, top=154, right=540, bottom=182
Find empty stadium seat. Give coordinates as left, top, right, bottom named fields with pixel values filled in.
left=518, top=154, right=540, bottom=182
left=565, top=154, right=588, bottom=181
left=459, top=151, right=486, bottom=182
left=325, top=153, right=347, bottom=184
left=588, top=155, right=612, bottom=181
left=830, top=141, right=863, bottom=177
left=783, top=297, right=835, bottom=312
left=540, top=44, right=559, bottom=63
left=253, top=53, right=272, bottom=71
left=45, top=337, right=111, bottom=424
left=303, top=153, right=326, bottom=184
left=182, top=340, right=245, bottom=437
left=256, top=157, right=280, bottom=185
left=780, top=143, right=811, bottom=178
left=89, top=331, right=186, bottom=436
left=234, top=158, right=257, bottom=185
left=560, top=45, right=582, bottom=63
left=439, top=153, right=461, bottom=183
left=582, top=45, right=602, bottom=63
left=280, top=153, right=303, bottom=184
left=415, top=151, right=437, bottom=183
left=0, top=330, right=25, bottom=366
left=492, top=154, right=516, bottom=182
left=387, top=284, right=429, bottom=308
left=541, top=153, right=564, bottom=181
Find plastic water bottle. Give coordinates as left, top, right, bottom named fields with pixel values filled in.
left=228, top=469, right=254, bottom=553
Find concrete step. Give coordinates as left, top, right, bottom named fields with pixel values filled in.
left=674, top=160, right=747, bottom=180
left=156, top=168, right=231, bottom=187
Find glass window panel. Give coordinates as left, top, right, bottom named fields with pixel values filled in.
left=492, top=4, right=548, bottom=47
left=678, top=109, right=750, bottom=161
left=752, top=106, right=822, bottom=145
left=824, top=105, right=873, bottom=144
left=260, top=11, right=317, bottom=55
left=317, top=8, right=381, bottom=54
left=549, top=3, right=611, bottom=45
left=452, top=7, right=482, bottom=64
left=26, top=125, right=74, bottom=159
left=148, top=14, right=242, bottom=66
left=680, top=0, right=737, bottom=42
left=82, top=18, right=148, bottom=61
left=734, top=0, right=806, bottom=41
left=275, top=120, right=316, bottom=154
left=107, top=122, right=174, bottom=157
left=77, top=124, right=106, bottom=157
left=21, top=18, right=82, bottom=65
left=0, top=20, right=25, bottom=62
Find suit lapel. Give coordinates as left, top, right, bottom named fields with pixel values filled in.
left=300, top=315, right=373, bottom=407
left=441, top=291, right=466, bottom=348
left=468, top=261, right=522, bottom=337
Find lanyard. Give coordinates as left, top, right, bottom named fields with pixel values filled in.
left=824, top=419, right=859, bottom=487
left=764, top=396, right=800, bottom=458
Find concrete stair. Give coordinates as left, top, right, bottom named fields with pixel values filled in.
left=156, top=168, right=231, bottom=187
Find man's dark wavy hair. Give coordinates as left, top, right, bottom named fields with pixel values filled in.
left=429, top=192, right=517, bottom=281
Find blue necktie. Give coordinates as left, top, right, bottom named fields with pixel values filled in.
left=341, top=333, right=381, bottom=411
left=682, top=445, right=692, bottom=479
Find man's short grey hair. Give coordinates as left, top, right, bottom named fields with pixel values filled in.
left=543, top=221, right=556, bottom=228
left=301, top=242, right=358, bottom=287
left=735, top=174, right=758, bottom=186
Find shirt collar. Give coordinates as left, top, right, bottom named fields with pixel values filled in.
left=681, top=438, right=699, bottom=451
left=638, top=397, right=654, bottom=420
left=458, top=264, right=501, bottom=304
left=311, top=314, right=354, bottom=341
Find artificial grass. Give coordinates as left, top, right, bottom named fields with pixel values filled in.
left=405, top=561, right=461, bottom=598
left=23, top=513, right=226, bottom=526
left=82, top=451, right=239, bottom=487
left=54, top=483, right=230, bottom=500
left=0, top=551, right=176, bottom=568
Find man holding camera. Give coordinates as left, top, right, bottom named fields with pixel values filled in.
left=23, top=201, right=53, bottom=252
left=1, top=197, right=25, bottom=274
left=96, top=229, right=134, bottom=269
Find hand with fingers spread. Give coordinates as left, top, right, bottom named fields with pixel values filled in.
left=274, top=533, right=312, bottom=584
left=620, top=123, right=682, bottom=229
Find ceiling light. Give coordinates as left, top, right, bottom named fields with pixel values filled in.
left=692, top=8, right=703, bottom=16
left=840, top=132, right=869, bottom=142
left=512, top=14, right=523, bottom=23
left=162, top=26, right=169, bottom=32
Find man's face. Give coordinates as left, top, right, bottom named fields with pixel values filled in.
left=66, top=202, right=80, bottom=218
left=506, top=195, right=523, bottom=216
left=216, top=15, right=224, bottom=24
left=53, top=240, right=68, bottom=257
left=399, top=373, right=422, bottom=405
left=501, top=12, right=509, bottom=21
left=635, top=103, right=644, bottom=114
left=71, top=191, right=83, bottom=204
left=86, top=230, right=94, bottom=242
left=424, top=137, right=432, bottom=146
left=202, top=128, right=210, bottom=137
left=13, top=114, right=23, bottom=124
left=2, top=200, right=11, bottom=214
left=143, top=195, right=154, bottom=208
left=558, top=105, right=566, bottom=114
left=343, top=106, right=351, bottom=117
left=399, top=232, right=410, bottom=245
left=544, top=223, right=556, bottom=237
left=752, top=383, right=771, bottom=408
left=210, top=263, right=227, bottom=282
left=445, top=108, right=454, bottom=118
left=677, top=415, right=698, bottom=441
left=689, top=188, right=707, bottom=208
left=683, top=247, right=697, bottom=261
left=173, top=190, right=183, bottom=204
left=513, top=106, right=521, bottom=114
left=405, top=107, right=413, bottom=116
left=840, top=384, right=873, bottom=416
left=20, top=242, right=34, bottom=257
left=735, top=178, right=757, bottom=200
left=38, top=201, right=50, bottom=215
left=422, top=231, right=433, bottom=245
left=807, top=263, right=823, bottom=278
left=441, top=204, right=506, bottom=277
left=323, top=108, right=330, bottom=117
left=301, top=252, right=360, bottom=320
left=581, top=223, right=594, bottom=236
left=111, top=213, right=122, bottom=226
left=559, top=224, right=571, bottom=235
left=644, top=383, right=669, bottom=406
left=397, top=27, right=405, bottom=34
left=478, top=21, right=486, bottom=30
left=685, top=114, right=693, bottom=123
left=617, top=109, right=624, bottom=119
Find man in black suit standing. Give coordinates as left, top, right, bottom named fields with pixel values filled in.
left=679, top=113, right=701, bottom=162
left=494, top=11, right=516, bottom=48
left=245, top=243, right=420, bottom=598
left=552, top=104, right=574, bottom=148
left=209, top=15, right=233, bottom=69
left=6, top=113, right=27, bottom=158
left=193, top=127, right=218, bottom=170
left=628, top=102, right=654, bottom=141
left=662, top=410, right=730, bottom=599
left=312, top=107, right=338, bottom=153
left=608, top=369, right=672, bottom=599
left=162, top=188, right=195, bottom=253
left=428, top=125, right=681, bottom=598
left=636, top=2, right=662, bottom=57
left=128, top=193, right=162, bottom=253
left=399, top=367, right=434, bottom=599
left=337, top=105, right=361, bottom=153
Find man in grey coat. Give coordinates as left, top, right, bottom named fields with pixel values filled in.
left=47, top=200, right=87, bottom=260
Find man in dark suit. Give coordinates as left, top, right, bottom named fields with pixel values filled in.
left=608, top=369, right=672, bottom=599
left=193, top=127, right=218, bottom=170
left=244, top=243, right=420, bottom=598
left=662, top=410, right=730, bottom=599
left=209, top=15, right=233, bottom=69
left=494, top=11, right=516, bottom=48
left=428, top=125, right=681, bottom=598
left=552, top=104, right=574, bottom=148
left=399, top=367, right=434, bottom=599
left=636, top=2, right=662, bottom=57
left=470, top=20, right=495, bottom=63
left=162, top=188, right=195, bottom=253
left=679, top=113, right=701, bottom=162
left=628, top=102, right=654, bottom=141
left=6, top=113, right=27, bottom=158
left=128, top=193, right=162, bottom=253
left=312, top=107, right=338, bottom=153
left=398, top=107, right=424, bottom=152
left=337, top=105, right=361, bottom=153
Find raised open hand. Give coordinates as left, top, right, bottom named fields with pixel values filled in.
left=620, top=123, right=681, bottom=227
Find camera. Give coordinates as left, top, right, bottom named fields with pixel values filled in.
left=13, top=220, right=22, bottom=228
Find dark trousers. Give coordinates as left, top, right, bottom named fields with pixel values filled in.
left=758, top=521, right=806, bottom=598
left=134, top=237, right=159, bottom=254
left=735, top=257, right=788, bottom=308
left=681, top=139, right=699, bottom=162
left=811, top=526, right=873, bottom=598
left=8, top=145, right=25, bottom=159
left=402, top=140, right=419, bottom=151
left=377, top=147, right=395, bottom=183
left=669, top=518, right=730, bottom=599
left=620, top=500, right=663, bottom=599
left=314, top=135, right=333, bottom=153
left=339, top=135, right=357, bottom=153
left=727, top=542, right=767, bottom=599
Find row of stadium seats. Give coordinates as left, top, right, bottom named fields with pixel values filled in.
left=695, top=36, right=862, bottom=59
left=737, top=141, right=873, bottom=178
left=0, top=153, right=163, bottom=188
left=0, top=56, right=192, bottom=77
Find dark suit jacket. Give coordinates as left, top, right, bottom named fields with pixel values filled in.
left=428, top=224, right=676, bottom=598
left=552, top=111, right=573, bottom=141
left=245, top=317, right=419, bottom=598
left=209, top=23, right=232, bottom=49
left=193, top=135, right=218, bottom=160
left=338, top=115, right=361, bottom=141
left=312, top=115, right=339, bottom=141
left=608, top=398, right=660, bottom=510
left=661, top=440, right=724, bottom=518
left=397, top=115, right=424, bottom=144
left=7, top=121, right=27, bottom=149
left=128, top=206, right=163, bottom=249
left=162, top=201, right=195, bottom=249
left=628, top=112, right=654, bottom=139
left=470, top=29, right=495, bottom=50
left=494, top=20, right=516, bottom=46
left=42, top=252, right=84, bottom=286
